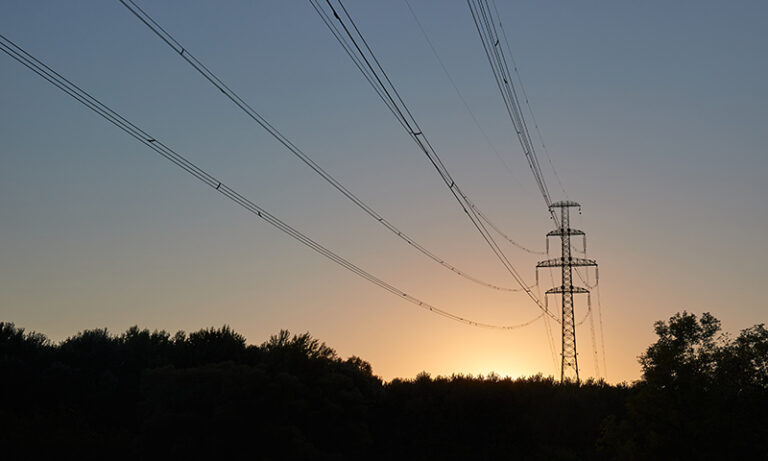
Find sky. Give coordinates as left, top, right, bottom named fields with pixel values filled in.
left=1, top=0, right=766, bottom=384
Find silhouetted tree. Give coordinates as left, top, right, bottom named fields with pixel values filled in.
left=3, top=314, right=764, bottom=459
left=601, top=312, right=768, bottom=459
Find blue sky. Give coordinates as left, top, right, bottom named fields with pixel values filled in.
left=1, top=0, right=766, bottom=382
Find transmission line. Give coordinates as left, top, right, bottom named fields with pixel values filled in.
left=402, top=0, right=525, bottom=194
left=469, top=1, right=610, bottom=380
left=570, top=221, right=607, bottom=378
left=587, top=307, right=601, bottom=379
left=537, top=282, right=559, bottom=372
left=403, top=0, right=545, bottom=256
left=466, top=0, right=556, bottom=225
left=0, top=33, right=548, bottom=331
left=595, top=282, right=608, bottom=378
left=118, top=0, right=528, bottom=294
left=310, top=0, right=557, bottom=322
left=490, top=0, right=567, bottom=200
left=467, top=202, right=545, bottom=255
left=571, top=222, right=607, bottom=378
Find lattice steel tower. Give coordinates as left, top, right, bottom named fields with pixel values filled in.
left=537, top=201, right=597, bottom=382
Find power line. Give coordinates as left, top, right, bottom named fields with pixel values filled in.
left=469, top=1, right=609, bottom=380
left=466, top=0, right=556, bottom=225
left=596, top=282, right=608, bottom=379
left=587, top=304, right=601, bottom=379
left=310, top=0, right=557, bottom=321
left=490, top=0, right=568, bottom=199
left=0, top=33, right=545, bottom=332
left=402, top=0, right=527, bottom=195
left=570, top=213, right=608, bottom=379
left=537, top=282, right=559, bottom=372
left=576, top=305, right=591, bottom=327
left=403, top=0, right=545, bottom=256
left=569, top=227, right=607, bottom=380
left=468, top=202, right=545, bottom=255
left=118, top=0, right=528, bottom=294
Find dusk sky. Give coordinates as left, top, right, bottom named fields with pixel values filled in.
left=2, top=0, right=766, bottom=384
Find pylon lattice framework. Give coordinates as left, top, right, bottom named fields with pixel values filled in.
left=537, top=201, right=597, bottom=382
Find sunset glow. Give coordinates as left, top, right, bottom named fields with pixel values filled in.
left=2, top=1, right=765, bottom=387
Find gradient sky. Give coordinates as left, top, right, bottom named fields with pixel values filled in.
left=1, top=0, right=766, bottom=383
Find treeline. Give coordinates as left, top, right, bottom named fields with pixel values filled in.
left=1, top=312, right=766, bottom=459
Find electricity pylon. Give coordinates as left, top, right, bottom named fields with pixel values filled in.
left=537, top=201, right=597, bottom=382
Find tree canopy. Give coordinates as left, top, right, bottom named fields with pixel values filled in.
left=601, top=311, right=768, bottom=459
left=1, top=312, right=765, bottom=459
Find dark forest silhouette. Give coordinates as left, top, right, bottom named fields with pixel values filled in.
left=1, top=312, right=765, bottom=459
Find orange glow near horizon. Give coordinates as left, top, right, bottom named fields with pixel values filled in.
left=2, top=1, right=765, bottom=388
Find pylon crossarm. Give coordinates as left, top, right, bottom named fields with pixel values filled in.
left=536, top=257, right=597, bottom=268
left=550, top=200, right=581, bottom=209
left=547, top=228, right=585, bottom=237
left=546, top=286, right=590, bottom=295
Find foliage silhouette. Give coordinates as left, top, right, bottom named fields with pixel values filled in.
left=0, top=313, right=765, bottom=459
left=600, top=311, right=768, bottom=459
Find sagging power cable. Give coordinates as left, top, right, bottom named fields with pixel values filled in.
left=118, top=0, right=529, bottom=294
left=310, top=0, right=556, bottom=321
left=0, top=33, right=546, bottom=331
